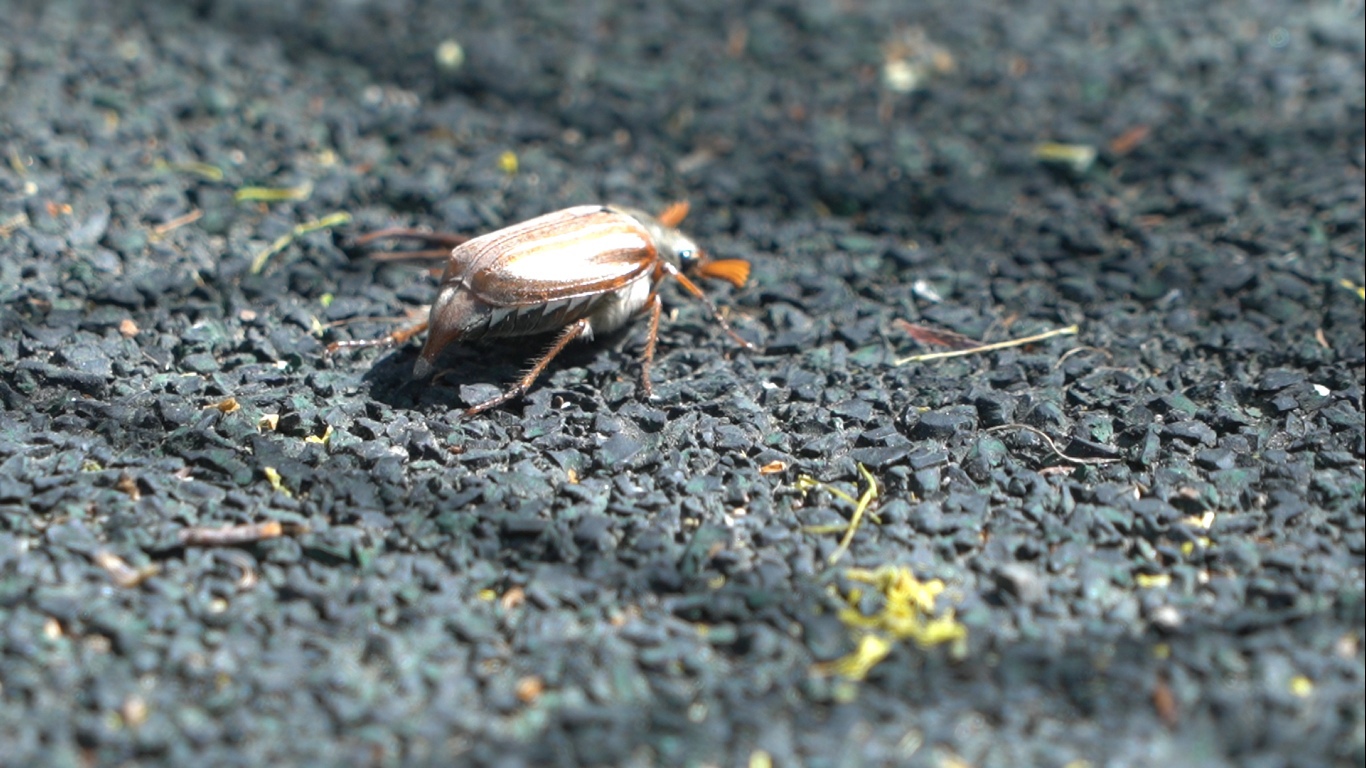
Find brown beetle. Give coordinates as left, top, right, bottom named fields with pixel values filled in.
left=331, top=202, right=754, bottom=416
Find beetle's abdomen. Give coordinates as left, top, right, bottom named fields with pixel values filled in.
left=475, top=292, right=611, bottom=340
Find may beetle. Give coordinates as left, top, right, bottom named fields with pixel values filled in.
left=331, top=202, right=754, bottom=416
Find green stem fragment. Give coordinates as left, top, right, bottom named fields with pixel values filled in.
left=796, top=463, right=880, bottom=566
left=250, top=211, right=352, bottom=275
left=235, top=181, right=314, bottom=203
left=828, top=463, right=878, bottom=565
left=169, top=161, right=226, bottom=181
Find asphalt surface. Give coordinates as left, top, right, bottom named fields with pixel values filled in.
left=1, top=1, right=1363, bottom=766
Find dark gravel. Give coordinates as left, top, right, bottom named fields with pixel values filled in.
left=2, top=1, right=1363, bottom=766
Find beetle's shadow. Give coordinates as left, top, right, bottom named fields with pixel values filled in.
left=354, top=333, right=627, bottom=414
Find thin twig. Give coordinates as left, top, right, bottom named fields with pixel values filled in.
left=984, top=423, right=1121, bottom=465
left=92, top=550, right=159, bottom=588
left=178, top=521, right=302, bottom=547
left=0, top=212, right=31, bottom=238
left=896, top=324, right=1078, bottom=365
left=214, top=549, right=259, bottom=590
left=152, top=208, right=203, bottom=235
left=1054, top=345, right=1113, bottom=369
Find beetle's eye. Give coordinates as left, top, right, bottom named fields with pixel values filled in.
left=677, top=248, right=696, bottom=265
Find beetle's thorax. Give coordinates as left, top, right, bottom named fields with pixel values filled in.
left=608, top=205, right=700, bottom=271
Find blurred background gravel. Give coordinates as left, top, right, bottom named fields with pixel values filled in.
left=1, top=1, right=1362, bottom=766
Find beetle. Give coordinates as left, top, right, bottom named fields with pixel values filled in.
left=330, top=202, right=755, bottom=416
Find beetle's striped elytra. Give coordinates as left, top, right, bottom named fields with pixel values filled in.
left=330, top=202, right=754, bottom=416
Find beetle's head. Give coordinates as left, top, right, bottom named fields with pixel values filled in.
left=617, top=201, right=698, bottom=271
left=639, top=201, right=751, bottom=288
left=658, top=229, right=705, bottom=273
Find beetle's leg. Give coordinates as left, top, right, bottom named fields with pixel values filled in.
left=326, top=319, right=430, bottom=355
left=659, top=262, right=757, bottom=351
left=354, top=228, right=470, bottom=262
left=640, top=292, right=664, bottom=399
left=353, top=228, right=469, bottom=248
left=464, top=318, right=590, bottom=417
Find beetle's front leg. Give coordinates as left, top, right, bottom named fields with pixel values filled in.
left=463, top=318, right=591, bottom=417
left=660, top=262, right=756, bottom=351
left=639, top=292, right=664, bottom=399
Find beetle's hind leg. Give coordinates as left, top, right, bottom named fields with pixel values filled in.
left=326, top=319, right=430, bottom=355
left=464, top=318, right=591, bottom=417
left=352, top=228, right=470, bottom=262
left=327, top=227, right=467, bottom=355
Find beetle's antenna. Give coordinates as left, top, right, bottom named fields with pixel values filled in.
left=695, top=258, right=750, bottom=288
left=657, top=201, right=690, bottom=228
left=659, top=261, right=756, bottom=350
